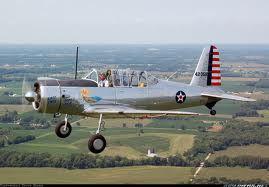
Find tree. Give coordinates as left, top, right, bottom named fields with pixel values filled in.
left=11, top=135, right=35, bottom=144
left=197, top=126, right=206, bottom=132
left=134, top=123, right=143, bottom=128
left=0, top=140, right=4, bottom=148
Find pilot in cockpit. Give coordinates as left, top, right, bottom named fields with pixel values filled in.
left=98, top=73, right=109, bottom=87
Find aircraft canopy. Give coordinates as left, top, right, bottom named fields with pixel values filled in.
left=82, top=68, right=158, bottom=87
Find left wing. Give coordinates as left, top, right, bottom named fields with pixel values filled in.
left=83, top=105, right=207, bottom=119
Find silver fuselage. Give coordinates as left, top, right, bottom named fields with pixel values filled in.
left=34, top=79, right=222, bottom=118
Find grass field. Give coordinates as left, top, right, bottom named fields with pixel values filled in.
left=0, top=80, right=23, bottom=95
left=154, top=133, right=195, bottom=157
left=1, top=122, right=196, bottom=158
left=79, top=117, right=153, bottom=128
left=148, top=118, right=213, bottom=129
left=0, top=104, right=33, bottom=115
left=238, top=117, right=269, bottom=123
left=238, top=110, right=269, bottom=123
left=0, top=166, right=193, bottom=184
left=209, top=144, right=269, bottom=160
left=197, top=167, right=269, bottom=182
left=259, top=110, right=269, bottom=122
left=221, top=80, right=255, bottom=93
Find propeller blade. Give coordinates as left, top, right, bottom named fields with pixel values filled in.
left=21, top=76, right=35, bottom=114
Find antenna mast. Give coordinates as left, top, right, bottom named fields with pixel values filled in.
left=75, top=46, right=79, bottom=79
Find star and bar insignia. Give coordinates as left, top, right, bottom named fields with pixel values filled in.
left=175, top=91, right=186, bottom=104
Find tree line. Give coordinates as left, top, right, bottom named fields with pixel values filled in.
left=233, top=100, right=269, bottom=118
left=9, top=135, right=36, bottom=145
left=0, top=111, right=19, bottom=123
left=245, top=99, right=269, bottom=110
left=0, top=151, right=190, bottom=169
left=205, top=155, right=269, bottom=170
left=0, top=110, right=51, bottom=129
left=0, top=96, right=22, bottom=104
left=184, top=120, right=269, bottom=162
left=232, top=109, right=259, bottom=118
left=0, top=135, right=35, bottom=146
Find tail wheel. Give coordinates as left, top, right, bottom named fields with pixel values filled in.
left=88, top=134, right=106, bottom=154
left=210, top=110, right=216, bottom=116
left=55, top=121, right=72, bottom=138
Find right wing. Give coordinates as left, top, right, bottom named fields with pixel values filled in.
left=83, top=105, right=208, bottom=119
left=201, top=92, right=256, bottom=102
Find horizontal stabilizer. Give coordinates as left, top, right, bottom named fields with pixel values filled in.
left=201, top=93, right=256, bottom=102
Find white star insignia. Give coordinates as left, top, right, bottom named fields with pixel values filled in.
left=176, top=92, right=185, bottom=102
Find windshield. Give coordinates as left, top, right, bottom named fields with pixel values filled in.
left=82, top=68, right=98, bottom=83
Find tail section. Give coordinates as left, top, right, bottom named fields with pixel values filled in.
left=190, top=45, right=221, bottom=87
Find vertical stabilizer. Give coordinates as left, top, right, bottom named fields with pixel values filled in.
left=190, top=45, right=221, bottom=87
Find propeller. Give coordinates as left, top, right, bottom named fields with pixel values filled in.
left=21, top=76, right=37, bottom=112
left=22, top=76, right=32, bottom=103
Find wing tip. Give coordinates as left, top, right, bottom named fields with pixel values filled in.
left=245, top=98, right=256, bottom=102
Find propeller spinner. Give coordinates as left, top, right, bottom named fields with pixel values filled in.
left=24, top=91, right=36, bottom=102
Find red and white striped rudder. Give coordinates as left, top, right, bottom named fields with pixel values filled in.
left=210, top=45, right=221, bottom=86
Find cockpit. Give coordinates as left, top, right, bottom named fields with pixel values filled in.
left=82, top=68, right=159, bottom=88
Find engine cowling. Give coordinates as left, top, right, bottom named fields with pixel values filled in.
left=32, top=81, right=61, bottom=114
left=31, top=79, right=97, bottom=115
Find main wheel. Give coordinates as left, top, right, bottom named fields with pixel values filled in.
left=55, top=121, right=72, bottom=138
left=88, top=134, right=106, bottom=154
left=210, top=110, right=216, bottom=116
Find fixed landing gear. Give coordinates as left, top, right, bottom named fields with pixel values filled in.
left=88, top=134, right=106, bottom=154
left=206, top=102, right=217, bottom=116
left=55, top=114, right=72, bottom=138
left=54, top=113, right=107, bottom=153
left=88, top=114, right=107, bottom=154
left=210, top=109, right=216, bottom=116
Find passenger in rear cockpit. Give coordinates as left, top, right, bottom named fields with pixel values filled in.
left=106, top=69, right=113, bottom=87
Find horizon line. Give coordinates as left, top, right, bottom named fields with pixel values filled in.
left=1, top=42, right=269, bottom=45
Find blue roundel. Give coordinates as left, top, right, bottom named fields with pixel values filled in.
left=175, top=91, right=186, bottom=104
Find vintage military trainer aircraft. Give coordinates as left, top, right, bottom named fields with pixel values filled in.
left=24, top=45, right=255, bottom=154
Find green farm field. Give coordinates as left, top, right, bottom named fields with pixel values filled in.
left=237, top=110, right=269, bottom=123
left=209, top=144, right=269, bottom=160
left=196, top=167, right=269, bottom=182
left=0, top=104, right=32, bottom=115
left=1, top=121, right=196, bottom=159
left=0, top=166, right=193, bottom=184
left=182, top=100, right=241, bottom=115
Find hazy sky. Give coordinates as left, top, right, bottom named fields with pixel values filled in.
left=1, top=0, right=269, bottom=44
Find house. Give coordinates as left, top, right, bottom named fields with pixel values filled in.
left=147, top=148, right=158, bottom=158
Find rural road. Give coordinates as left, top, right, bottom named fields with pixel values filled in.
left=190, top=152, right=212, bottom=182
